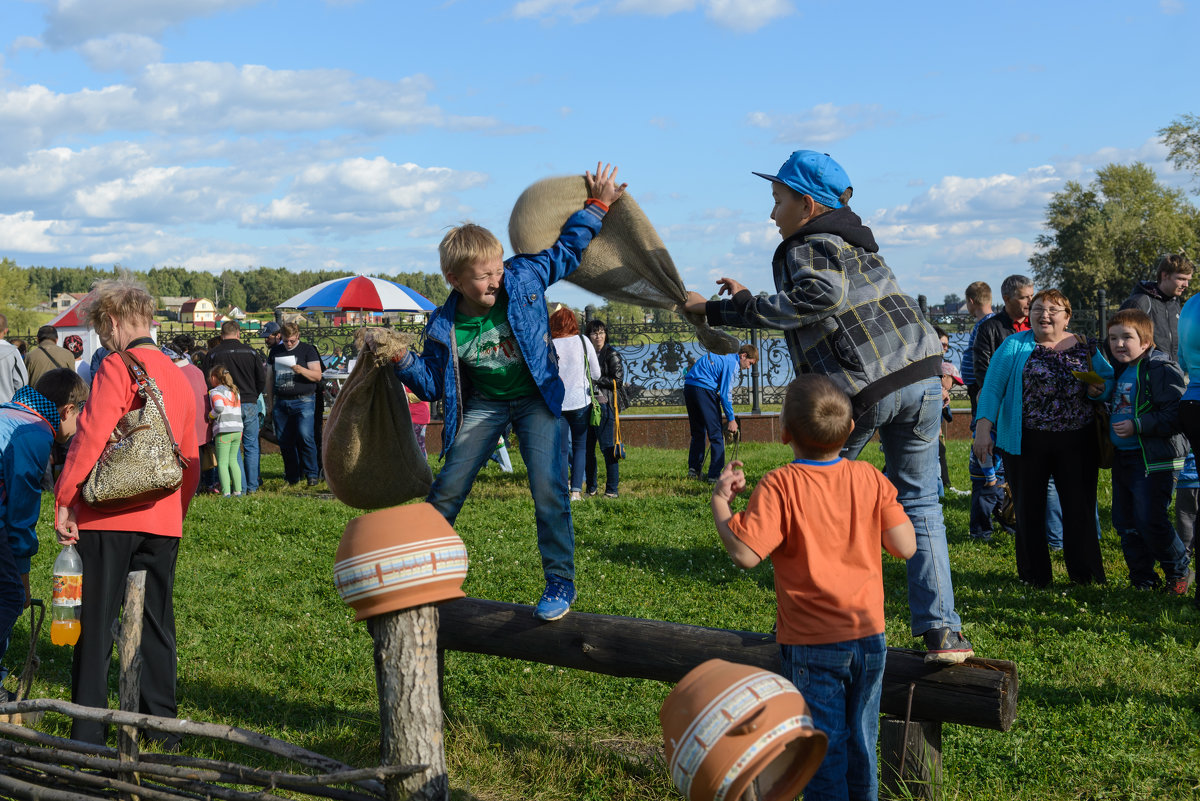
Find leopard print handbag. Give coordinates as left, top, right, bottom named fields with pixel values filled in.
left=80, top=350, right=188, bottom=511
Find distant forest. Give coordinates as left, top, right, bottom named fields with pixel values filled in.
left=3, top=259, right=681, bottom=327
left=19, top=264, right=452, bottom=314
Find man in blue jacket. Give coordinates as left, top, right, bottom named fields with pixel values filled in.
left=396, top=163, right=626, bottom=622
left=683, top=345, right=757, bottom=481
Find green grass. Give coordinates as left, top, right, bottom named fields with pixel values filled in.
left=17, top=441, right=1200, bottom=800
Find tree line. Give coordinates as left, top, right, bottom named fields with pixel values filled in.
left=1031, top=113, right=1200, bottom=306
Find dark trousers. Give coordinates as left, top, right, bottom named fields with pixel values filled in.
left=585, top=404, right=619, bottom=495
left=1002, top=426, right=1104, bottom=587
left=684, top=384, right=725, bottom=479
left=71, top=530, right=179, bottom=745
left=1177, top=401, right=1200, bottom=578
left=1111, top=450, right=1187, bottom=586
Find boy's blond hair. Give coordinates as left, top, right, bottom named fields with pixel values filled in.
left=965, top=281, right=991, bottom=305
left=439, top=223, right=504, bottom=281
left=782, top=374, right=853, bottom=454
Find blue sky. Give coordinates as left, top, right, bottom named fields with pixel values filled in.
left=1, top=0, right=1196, bottom=311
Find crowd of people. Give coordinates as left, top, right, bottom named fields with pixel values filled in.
left=0, top=151, right=1193, bottom=799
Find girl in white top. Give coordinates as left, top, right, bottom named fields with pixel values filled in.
left=550, top=307, right=600, bottom=500
left=207, top=365, right=243, bottom=497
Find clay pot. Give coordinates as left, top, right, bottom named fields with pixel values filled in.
left=333, top=503, right=468, bottom=620
left=660, top=659, right=827, bottom=801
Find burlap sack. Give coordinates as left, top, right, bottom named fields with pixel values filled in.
left=322, top=327, right=432, bottom=509
left=508, top=176, right=741, bottom=354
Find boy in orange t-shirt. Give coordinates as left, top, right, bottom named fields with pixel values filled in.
left=711, top=374, right=916, bottom=801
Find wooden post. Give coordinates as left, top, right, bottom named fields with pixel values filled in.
left=880, top=717, right=942, bottom=801
left=369, top=604, right=448, bottom=801
left=117, top=569, right=147, bottom=801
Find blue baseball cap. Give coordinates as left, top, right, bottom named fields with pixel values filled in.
left=753, top=150, right=852, bottom=209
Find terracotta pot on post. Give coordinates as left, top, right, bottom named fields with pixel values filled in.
left=661, top=659, right=828, bottom=801
left=334, top=503, right=468, bottom=801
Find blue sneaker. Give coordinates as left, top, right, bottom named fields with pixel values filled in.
left=533, top=576, right=577, bottom=621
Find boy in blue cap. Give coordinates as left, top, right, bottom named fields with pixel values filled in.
left=685, top=150, right=974, bottom=664
left=0, top=369, right=87, bottom=690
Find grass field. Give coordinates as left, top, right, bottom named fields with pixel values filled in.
left=16, top=440, right=1200, bottom=800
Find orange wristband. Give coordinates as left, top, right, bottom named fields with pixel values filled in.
left=585, top=199, right=609, bottom=212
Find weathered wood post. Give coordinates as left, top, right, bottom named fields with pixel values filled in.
left=369, top=606, right=445, bottom=801
left=880, top=716, right=942, bottom=800
left=333, top=504, right=469, bottom=801
left=117, top=569, right=147, bottom=801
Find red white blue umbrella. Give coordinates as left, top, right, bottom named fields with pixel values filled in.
left=276, top=276, right=436, bottom=312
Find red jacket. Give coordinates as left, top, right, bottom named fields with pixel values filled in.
left=56, top=347, right=200, bottom=538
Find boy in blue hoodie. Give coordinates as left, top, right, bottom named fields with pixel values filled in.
left=0, top=369, right=87, bottom=685
left=1098, top=309, right=1192, bottom=593
left=396, top=163, right=625, bottom=622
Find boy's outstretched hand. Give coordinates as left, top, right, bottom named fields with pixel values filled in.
left=712, top=460, right=746, bottom=504
left=584, top=162, right=627, bottom=207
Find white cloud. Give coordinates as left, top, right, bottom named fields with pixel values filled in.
left=705, top=0, right=792, bottom=32
left=0, top=63, right=502, bottom=151
left=747, top=103, right=899, bottom=144
left=40, top=0, right=262, bottom=48
left=0, top=212, right=57, bottom=253
left=939, top=237, right=1037, bottom=263
left=614, top=0, right=696, bottom=14
left=512, top=0, right=791, bottom=31
left=874, top=166, right=1061, bottom=228
left=78, top=33, right=163, bottom=73
left=1160, top=0, right=1185, bottom=14
left=10, top=36, right=44, bottom=54
left=241, top=158, right=489, bottom=231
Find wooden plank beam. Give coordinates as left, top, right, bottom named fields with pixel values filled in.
left=437, top=597, right=1017, bottom=732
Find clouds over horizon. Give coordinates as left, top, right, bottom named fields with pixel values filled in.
left=747, top=103, right=900, bottom=144
left=511, top=0, right=793, bottom=32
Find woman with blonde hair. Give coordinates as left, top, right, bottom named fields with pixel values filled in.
left=53, top=277, right=200, bottom=747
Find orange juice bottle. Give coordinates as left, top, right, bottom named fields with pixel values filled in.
left=51, top=545, right=82, bottom=647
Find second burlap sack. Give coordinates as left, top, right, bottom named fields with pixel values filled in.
left=508, top=175, right=741, bottom=354
left=322, top=327, right=433, bottom=509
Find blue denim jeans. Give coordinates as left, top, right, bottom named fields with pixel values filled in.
left=559, top=406, right=591, bottom=493
left=780, top=634, right=887, bottom=801
left=1112, top=450, right=1188, bottom=585
left=684, top=384, right=725, bottom=479
left=842, top=377, right=961, bottom=636
left=237, top=401, right=261, bottom=493
left=1045, top=477, right=1064, bottom=549
left=274, top=394, right=318, bottom=483
left=428, top=394, right=574, bottom=581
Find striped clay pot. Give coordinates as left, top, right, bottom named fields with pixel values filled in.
left=333, top=503, right=468, bottom=620
left=660, top=659, right=827, bottom=801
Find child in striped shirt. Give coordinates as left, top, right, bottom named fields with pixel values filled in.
left=207, top=365, right=243, bottom=497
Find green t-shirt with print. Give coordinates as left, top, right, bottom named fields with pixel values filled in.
left=455, top=293, right=538, bottom=400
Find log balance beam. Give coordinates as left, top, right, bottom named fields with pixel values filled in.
left=437, top=597, right=1017, bottom=732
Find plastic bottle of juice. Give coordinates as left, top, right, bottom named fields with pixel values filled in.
left=50, top=545, right=82, bottom=647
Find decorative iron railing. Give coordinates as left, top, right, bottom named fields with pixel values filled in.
left=19, top=301, right=1113, bottom=414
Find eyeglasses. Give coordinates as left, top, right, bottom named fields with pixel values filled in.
left=1030, top=306, right=1068, bottom=317
left=940, top=340, right=950, bottom=350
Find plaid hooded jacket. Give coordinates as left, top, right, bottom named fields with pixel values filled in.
left=705, top=207, right=941, bottom=418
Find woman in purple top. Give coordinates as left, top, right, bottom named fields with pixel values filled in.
left=974, top=289, right=1106, bottom=587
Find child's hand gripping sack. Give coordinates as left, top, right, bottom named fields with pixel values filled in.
left=321, top=327, right=433, bottom=509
